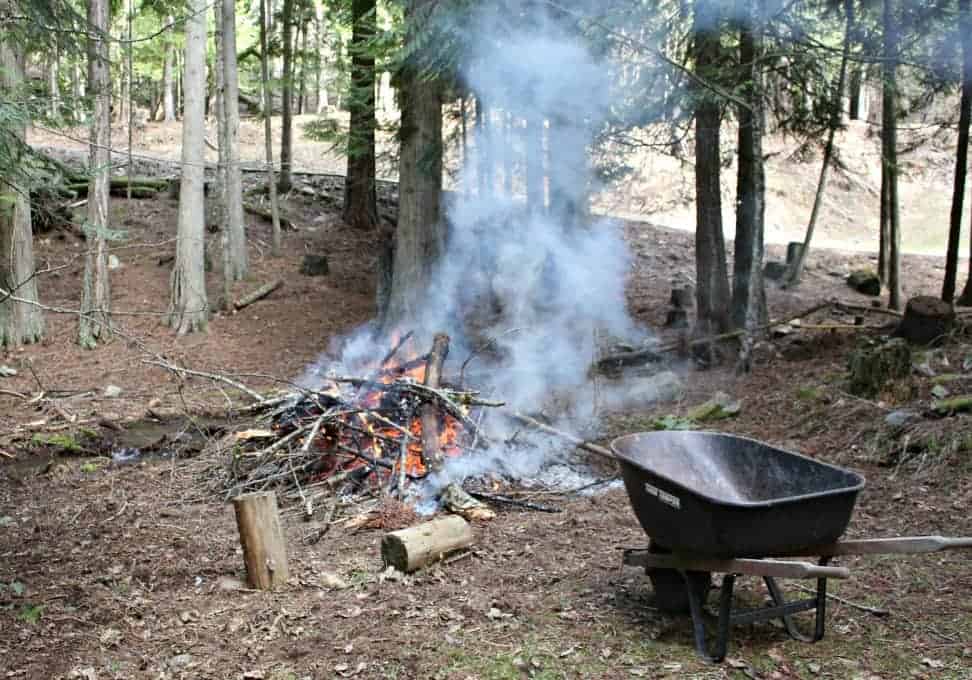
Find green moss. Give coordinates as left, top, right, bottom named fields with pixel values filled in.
left=30, top=433, right=84, bottom=453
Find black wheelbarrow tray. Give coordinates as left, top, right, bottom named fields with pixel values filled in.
left=611, top=431, right=972, bottom=662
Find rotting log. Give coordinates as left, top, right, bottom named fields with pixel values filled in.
left=232, top=491, right=290, bottom=589
left=381, top=515, right=473, bottom=572
left=895, top=295, right=955, bottom=346
left=234, top=279, right=282, bottom=310
left=422, top=333, right=450, bottom=471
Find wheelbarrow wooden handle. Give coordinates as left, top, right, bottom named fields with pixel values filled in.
left=810, top=536, right=972, bottom=557
left=623, top=552, right=851, bottom=580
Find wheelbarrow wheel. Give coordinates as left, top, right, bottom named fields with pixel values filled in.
left=646, top=543, right=712, bottom=613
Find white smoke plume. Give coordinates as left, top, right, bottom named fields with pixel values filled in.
left=301, top=1, right=648, bottom=497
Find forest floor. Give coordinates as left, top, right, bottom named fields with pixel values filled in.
left=0, top=117, right=970, bottom=679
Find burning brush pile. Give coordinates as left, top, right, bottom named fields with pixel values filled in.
left=212, top=332, right=512, bottom=516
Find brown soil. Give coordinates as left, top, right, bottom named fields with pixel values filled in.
left=2, top=123, right=971, bottom=679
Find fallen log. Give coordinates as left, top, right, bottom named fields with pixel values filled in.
left=244, top=202, right=294, bottom=230
left=234, top=279, right=283, bottom=310
left=422, top=334, right=450, bottom=471
left=381, top=515, right=473, bottom=572
left=232, top=491, right=290, bottom=589
left=596, top=300, right=832, bottom=371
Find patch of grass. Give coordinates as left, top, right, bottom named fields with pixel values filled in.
left=795, top=385, right=821, bottom=401
left=17, top=603, right=44, bottom=625
left=31, top=433, right=84, bottom=453
left=652, top=414, right=697, bottom=431
left=80, top=460, right=104, bottom=473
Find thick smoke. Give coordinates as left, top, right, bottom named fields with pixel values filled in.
left=302, top=2, right=644, bottom=496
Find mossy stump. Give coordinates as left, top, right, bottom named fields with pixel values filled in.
left=847, top=338, right=911, bottom=398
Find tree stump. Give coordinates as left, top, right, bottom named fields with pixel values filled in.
left=299, top=254, right=329, bottom=276
left=786, top=241, right=804, bottom=266
left=763, top=261, right=787, bottom=281
left=381, top=515, right=473, bottom=572
left=664, top=286, right=693, bottom=328
left=232, top=491, right=290, bottom=590
left=895, top=296, right=955, bottom=346
left=847, top=338, right=911, bottom=398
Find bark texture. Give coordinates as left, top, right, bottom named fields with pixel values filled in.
left=168, top=0, right=209, bottom=335
left=692, top=0, right=731, bottom=335
left=221, top=0, right=248, bottom=281
left=0, top=20, right=44, bottom=347
left=731, top=0, right=767, bottom=333
left=881, top=0, right=902, bottom=310
left=951, top=0, right=972, bottom=303
left=79, top=0, right=113, bottom=348
left=162, top=15, right=176, bottom=121
left=259, top=0, right=283, bottom=256
left=343, top=0, right=379, bottom=230
left=279, top=0, right=295, bottom=192
left=382, top=0, right=444, bottom=329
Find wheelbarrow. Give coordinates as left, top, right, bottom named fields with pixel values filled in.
left=611, top=431, right=972, bottom=662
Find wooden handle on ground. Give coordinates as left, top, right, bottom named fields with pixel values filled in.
left=623, top=551, right=851, bottom=580
left=810, top=535, right=972, bottom=557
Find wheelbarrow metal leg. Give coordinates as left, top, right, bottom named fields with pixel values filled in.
left=681, top=570, right=733, bottom=663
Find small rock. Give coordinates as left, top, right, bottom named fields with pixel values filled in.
left=217, top=576, right=245, bottom=591
left=807, top=662, right=822, bottom=674
left=103, top=384, right=123, bottom=398
left=884, top=410, right=919, bottom=428
left=107, top=254, right=122, bottom=270
left=0, top=365, right=17, bottom=377
left=931, top=384, right=950, bottom=399
left=320, top=571, right=351, bottom=590
left=300, top=254, right=329, bottom=277
left=169, top=654, right=192, bottom=669
left=624, top=370, right=684, bottom=406
left=847, top=269, right=881, bottom=296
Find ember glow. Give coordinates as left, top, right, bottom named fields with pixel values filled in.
left=276, top=333, right=468, bottom=488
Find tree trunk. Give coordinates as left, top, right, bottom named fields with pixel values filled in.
left=168, top=0, right=209, bottom=335
left=48, top=47, right=61, bottom=120
left=315, top=0, right=328, bottom=113
left=162, top=15, right=177, bottom=122
left=297, top=16, right=309, bottom=115
left=882, top=0, right=902, bottom=311
left=785, top=0, right=853, bottom=287
left=525, top=114, right=544, bottom=214
left=946, top=0, right=971, bottom=303
left=547, top=114, right=588, bottom=231
left=0, top=18, right=44, bottom=347
left=849, top=67, right=862, bottom=120
left=213, top=0, right=230, bottom=306
left=279, top=0, right=295, bottom=192
left=503, top=111, right=513, bottom=196
left=79, top=0, right=113, bottom=349
left=693, top=0, right=731, bottom=335
left=343, top=0, right=379, bottom=230
left=221, top=0, right=248, bottom=281
left=382, top=0, right=444, bottom=329
left=475, top=96, right=491, bottom=197
left=259, top=0, right=283, bottom=256
left=731, top=0, right=767, bottom=334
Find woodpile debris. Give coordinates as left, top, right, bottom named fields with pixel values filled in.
left=208, top=332, right=502, bottom=511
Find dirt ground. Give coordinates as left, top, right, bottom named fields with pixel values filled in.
left=2, top=120, right=972, bottom=679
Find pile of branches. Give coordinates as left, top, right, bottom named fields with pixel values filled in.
left=206, top=333, right=502, bottom=510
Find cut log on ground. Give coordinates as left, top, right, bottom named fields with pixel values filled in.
left=895, top=295, right=955, bottom=345
left=234, top=279, right=283, bottom=310
left=381, top=515, right=474, bottom=572
left=422, top=334, right=450, bottom=472
left=244, top=202, right=294, bottom=230
left=232, top=491, right=290, bottom=589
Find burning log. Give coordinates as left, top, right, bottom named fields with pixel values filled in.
left=422, top=333, right=450, bottom=472
left=381, top=515, right=474, bottom=572
left=232, top=491, right=290, bottom=590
